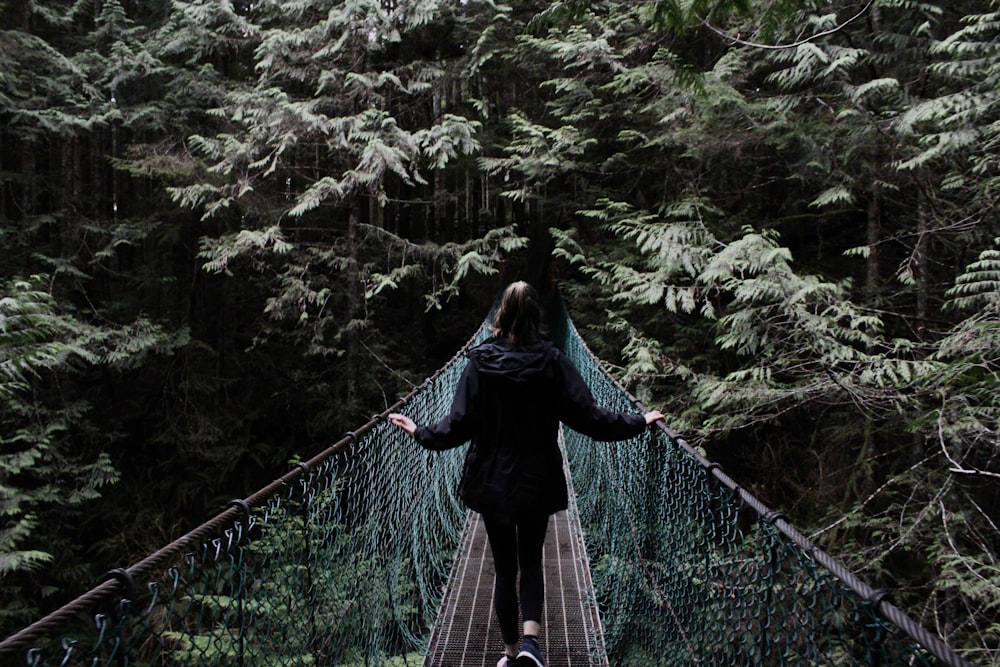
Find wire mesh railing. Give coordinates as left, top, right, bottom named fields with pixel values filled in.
left=0, top=324, right=488, bottom=667
left=556, top=310, right=972, bottom=667
left=0, top=304, right=974, bottom=666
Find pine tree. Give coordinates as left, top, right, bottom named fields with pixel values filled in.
left=169, top=0, right=527, bottom=424
left=485, top=0, right=998, bottom=660
left=0, top=277, right=119, bottom=631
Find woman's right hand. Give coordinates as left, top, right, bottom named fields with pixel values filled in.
left=644, top=410, right=665, bottom=425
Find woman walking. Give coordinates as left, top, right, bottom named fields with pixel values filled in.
left=389, top=281, right=663, bottom=667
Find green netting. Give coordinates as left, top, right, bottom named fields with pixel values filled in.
left=556, top=314, right=947, bottom=667
left=2, top=308, right=970, bottom=667
left=6, top=324, right=487, bottom=667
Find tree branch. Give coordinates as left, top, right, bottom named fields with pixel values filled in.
left=698, top=0, right=876, bottom=51
left=937, top=397, right=1000, bottom=479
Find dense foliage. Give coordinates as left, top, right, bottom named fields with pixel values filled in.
left=1, top=0, right=997, bottom=661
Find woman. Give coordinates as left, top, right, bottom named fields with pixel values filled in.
left=389, top=281, right=664, bottom=667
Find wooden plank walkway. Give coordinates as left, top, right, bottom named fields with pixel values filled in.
left=424, top=444, right=608, bottom=667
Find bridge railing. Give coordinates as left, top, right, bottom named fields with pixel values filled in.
left=557, top=310, right=972, bottom=667
left=0, top=325, right=487, bottom=667
left=0, top=306, right=973, bottom=666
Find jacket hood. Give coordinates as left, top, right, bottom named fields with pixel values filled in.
left=468, top=339, right=558, bottom=382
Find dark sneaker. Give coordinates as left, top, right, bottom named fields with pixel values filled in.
left=516, top=636, right=545, bottom=667
left=496, top=656, right=517, bottom=667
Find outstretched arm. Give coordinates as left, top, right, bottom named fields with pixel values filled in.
left=558, top=353, right=661, bottom=440
left=386, top=360, right=479, bottom=450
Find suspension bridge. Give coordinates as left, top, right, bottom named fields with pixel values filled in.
left=0, top=303, right=973, bottom=666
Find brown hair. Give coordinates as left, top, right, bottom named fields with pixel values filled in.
left=491, top=281, right=542, bottom=347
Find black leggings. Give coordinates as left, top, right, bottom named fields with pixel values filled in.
left=481, top=512, right=550, bottom=645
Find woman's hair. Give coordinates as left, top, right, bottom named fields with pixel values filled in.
left=491, top=281, right=542, bottom=346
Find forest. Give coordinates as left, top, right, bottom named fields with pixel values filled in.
left=1, top=0, right=998, bottom=662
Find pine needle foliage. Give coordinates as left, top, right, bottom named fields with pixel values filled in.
left=945, top=240, right=1000, bottom=311
left=3, top=0, right=1000, bottom=660
left=0, top=277, right=118, bottom=629
left=503, top=1, right=1000, bottom=660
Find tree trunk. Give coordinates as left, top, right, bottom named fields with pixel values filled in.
left=865, top=184, right=881, bottom=300
left=912, top=180, right=929, bottom=463
left=0, top=129, right=5, bottom=225
left=433, top=69, right=444, bottom=239
left=20, top=139, right=36, bottom=219
left=915, top=184, right=928, bottom=340
left=346, top=199, right=361, bottom=413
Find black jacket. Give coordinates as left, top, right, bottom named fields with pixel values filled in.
left=413, top=338, right=647, bottom=521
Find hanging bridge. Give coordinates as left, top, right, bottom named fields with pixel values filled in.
left=0, top=303, right=973, bottom=667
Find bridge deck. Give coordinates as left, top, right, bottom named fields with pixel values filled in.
left=423, top=459, right=609, bottom=667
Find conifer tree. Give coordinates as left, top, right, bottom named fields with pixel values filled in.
left=485, top=0, right=997, bottom=659
left=0, top=278, right=118, bottom=630
left=169, top=0, right=528, bottom=424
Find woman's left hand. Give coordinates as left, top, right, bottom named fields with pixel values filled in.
left=388, top=413, right=417, bottom=435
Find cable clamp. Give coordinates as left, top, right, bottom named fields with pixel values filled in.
left=100, top=567, right=136, bottom=595
left=228, top=499, right=251, bottom=515
left=762, top=509, right=787, bottom=525
left=866, top=588, right=892, bottom=608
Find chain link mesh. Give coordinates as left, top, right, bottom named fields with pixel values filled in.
left=6, top=323, right=487, bottom=667
left=557, top=313, right=946, bottom=666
